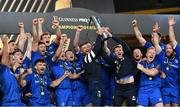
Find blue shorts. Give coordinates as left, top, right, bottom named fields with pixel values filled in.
left=55, top=88, right=73, bottom=106
left=137, top=88, right=162, bottom=106
left=72, top=88, right=90, bottom=106
left=163, top=94, right=179, bottom=104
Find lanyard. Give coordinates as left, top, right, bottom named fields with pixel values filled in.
left=165, top=57, right=170, bottom=70
left=115, top=60, right=120, bottom=74
left=36, top=74, right=45, bottom=96
left=115, top=57, right=124, bottom=74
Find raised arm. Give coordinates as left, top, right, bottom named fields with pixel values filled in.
left=103, top=40, right=111, bottom=56
left=168, top=16, right=177, bottom=47
left=24, top=34, right=33, bottom=60
left=152, top=22, right=160, bottom=33
left=137, top=63, right=159, bottom=76
left=37, top=18, right=44, bottom=40
left=32, top=18, right=39, bottom=51
left=1, top=35, right=10, bottom=66
left=52, top=35, right=67, bottom=62
left=103, top=27, right=112, bottom=56
left=52, top=18, right=61, bottom=44
left=15, top=34, right=20, bottom=45
left=92, top=27, right=105, bottom=56
left=151, top=32, right=162, bottom=54
left=73, top=25, right=83, bottom=52
left=132, top=20, right=146, bottom=46
left=17, top=22, right=27, bottom=51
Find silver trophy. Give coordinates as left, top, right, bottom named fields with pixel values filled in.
left=90, top=16, right=108, bottom=39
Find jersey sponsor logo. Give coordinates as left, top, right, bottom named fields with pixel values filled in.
left=35, top=80, right=40, bottom=83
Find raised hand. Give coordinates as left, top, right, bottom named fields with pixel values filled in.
left=152, top=22, right=160, bottom=32
left=96, top=27, right=106, bottom=35
left=1, top=34, right=8, bottom=44
left=132, top=20, right=137, bottom=27
left=18, top=22, right=24, bottom=28
left=32, top=18, right=38, bottom=25
left=104, top=27, right=113, bottom=37
left=169, top=16, right=175, bottom=26
left=151, top=32, right=159, bottom=45
left=76, top=25, right=83, bottom=32
left=38, top=18, right=44, bottom=24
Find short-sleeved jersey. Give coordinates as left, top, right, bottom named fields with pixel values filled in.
left=0, top=65, right=22, bottom=104
left=144, top=42, right=166, bottom=51
left=24, top=72, right=52, bottom=105
left=51, top=60, right=71, bottom=89
left=139, top=59, right=161, bottom=91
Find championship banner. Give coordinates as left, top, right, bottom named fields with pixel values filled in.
left=46, top=8, right=98, bottom=46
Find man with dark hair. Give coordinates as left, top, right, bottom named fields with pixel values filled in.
left=0, top=64, right=24, bottom=106
left=73, top=26, right=110, bottom=106
left=8, top=40, right=18, bottom=54
left=0, top=35, right=24, bottom=106
left=31, top=41, right=50, bottom=66
left=20, top=59, right=69, bottom=106
left=133, top=48, right=143, bottom=63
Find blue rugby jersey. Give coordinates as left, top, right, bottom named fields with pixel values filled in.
left=24, top=72, right=52, bottom=106
left=51, top=60, right=71, bottom=89
left=138, top=59, right=161, bottom=91
left=144, top=42, right=166, bottom=51
left=158, top=51, right=179, bottom=96
left=0, top=64, right=23, bottom=106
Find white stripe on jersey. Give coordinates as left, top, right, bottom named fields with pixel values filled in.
left=84, top=50, right=96, bottom=63
left=84, top=56, right=88, bottom=63
left=87, top=53, right=92, bottom=63
left=91, top=50, right=95, bottom=58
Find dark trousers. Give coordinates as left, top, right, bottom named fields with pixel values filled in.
left=88, top=81, right=104, bottom=106
left=114, top=83, right=136, bottom=106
